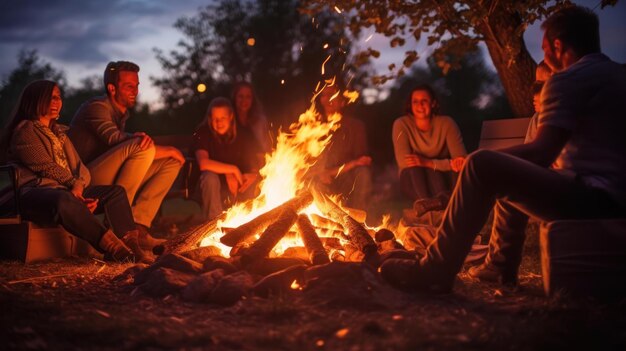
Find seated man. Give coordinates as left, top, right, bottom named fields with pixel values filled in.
left=69, top=61, right=184, bottom=247
left=313, top=83, right=373, bottom=213
left=381, top=6, right=626, bottom=293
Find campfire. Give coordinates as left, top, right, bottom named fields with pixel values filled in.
left=138, top=90, right=405, bottom=304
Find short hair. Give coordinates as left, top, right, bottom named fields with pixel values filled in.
left=103, top=61, right=139, bottom=95
left=531, top=81, right=545, bottom=95
left=541, top=5, right=600, bottom=56
left=405, top=84, right=439, bottom=116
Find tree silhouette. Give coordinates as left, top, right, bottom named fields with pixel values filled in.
left=301, top=0, right=619, bottom=118
left=152, top=0, right=367, bottom=131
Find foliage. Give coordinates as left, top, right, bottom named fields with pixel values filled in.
left=152, top=0, right=367, bottom=131
left=0, top=50, right=66, bottom=127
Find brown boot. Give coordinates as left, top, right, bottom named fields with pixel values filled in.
left=122, top=230, right=156, bottom=264
left=136, top=225, right=166, bottom=251
left=99, top=230, right=133, bottom=262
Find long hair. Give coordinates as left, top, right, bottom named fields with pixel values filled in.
left=231, top=81, right=263, bottom=126
left=405, top=84, right=440, bottom=117
left=0, top=80, right=58, bottom=163
left=198, top=97, right=237, bottom=144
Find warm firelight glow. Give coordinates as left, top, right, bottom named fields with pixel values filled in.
left=200, top=100, right=346, bottom=256
left=196, top=83, right=206, bottom=93
left=247, top=37, right=256, bottom=46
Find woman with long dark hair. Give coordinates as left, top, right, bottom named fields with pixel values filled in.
left=392, top=84, right=467, bottom=215
left=0, top=80, right=152, bottom=262
left=191, top=97, right=263, bottom=220
left=231, top=81, right=272, bottom=153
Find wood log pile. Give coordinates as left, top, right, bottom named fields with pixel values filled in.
left=124, top=188, right=409, bottom=305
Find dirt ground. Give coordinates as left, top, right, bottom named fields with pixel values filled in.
left=1, top=220, right=625, bottom=351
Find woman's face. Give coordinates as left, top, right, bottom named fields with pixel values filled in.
left=411, top=90, right=433, bottom=120
left=235, top=86, right=253, bottom=114
left=211, top=106, right=233, bottom=135
left=46, top=85, right=63, bottom=120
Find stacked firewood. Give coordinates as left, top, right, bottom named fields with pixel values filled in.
left=125, top=189, right=407, bottom=305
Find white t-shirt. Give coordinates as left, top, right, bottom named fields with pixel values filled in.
left=539, top=53, right=626, bottom=208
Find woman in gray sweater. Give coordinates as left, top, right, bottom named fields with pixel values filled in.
left=392, top=85, right=467, bottom=212
left=0, top=80, right=152, bottom=262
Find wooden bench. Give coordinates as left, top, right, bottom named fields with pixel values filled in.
left=478, top=117, right=530, bottom=150
left=0, top=165, right=99, bottom=263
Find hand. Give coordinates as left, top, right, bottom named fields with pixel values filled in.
left=450, top=156, right=466, bottom=172
left=225, top=173, right=239, bottom=196
left=168, top=146, right=186, bottom=164
left=239, top=173, right=258, bottom=194
left=405, top=154, right=427, bottom=168
left=133, top=132, right=154, bottom=150
left=70, top=183, right=84, bottom=200
left=83, top=198, right=99, bottom=213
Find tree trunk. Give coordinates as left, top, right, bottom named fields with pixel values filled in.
left=478, top=11, right=536, bottom=118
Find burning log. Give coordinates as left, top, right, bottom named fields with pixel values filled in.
left=309, top=213, right=344, bottom=232
left=239, top=208, right=299, bottom=265
left=154, top=213, right=226, bottom=256
left=296, top=214, right=331, bottom=265
left=311, top=188, right=379, bottom=266
left=220, top=191, right=313, bottom=247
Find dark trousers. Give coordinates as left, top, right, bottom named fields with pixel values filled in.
left=400, top=166, right=456, bottom=201
left=485, top=199, right=529, bottom=275
left=20, top=185, right=135, bottom=250
left=421, top=149, right=625, bottom=284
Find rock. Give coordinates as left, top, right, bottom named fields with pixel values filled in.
left=114, top=263, right=149, bottom=283
left=253, top=264, right=307, bottom=298
left=210, top=271, right=254, bottom=306
left=202, top=256, right=239, bottom=274
left=134, top=253, right=203, bottom=284
left=140, top=267, right=195, bottom=297
left=181, top=246, right=224, bottom=263
left=246, top=257, right=308, bottom=276
left=181, top=269, right=226, bottom=303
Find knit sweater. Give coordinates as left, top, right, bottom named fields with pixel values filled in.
left=392, top=114, right=467, bottom=172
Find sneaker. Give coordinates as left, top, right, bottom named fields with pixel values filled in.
left=467, top=262, right=517, bottom=286
left=380, top=258, right=453, bottom=294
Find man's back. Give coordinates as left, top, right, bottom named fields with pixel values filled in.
left=539, top=53, right=626, bottom=207
left=69, top=96, right=130, bottom=164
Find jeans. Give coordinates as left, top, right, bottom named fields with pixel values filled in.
left=20, top=185, right=135, bottom=251
left=87, top=138, right=182, bottom=227
left=421, top=149, right=625, bottom=284
left=400, top=166, right=456, bottom=201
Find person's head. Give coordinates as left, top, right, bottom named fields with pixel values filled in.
left=205, top=97, right=236, bottom=142
left=532, top=81, right=545, bottom=113
left=317, top=83, right=346, bottom=116
left=231, top=82, right=254, bottom=115
left=103, top=61, right=140, bottom=111
left=0, top=80, right=62, bottom=160
left=541, top=6, right=600, bottom=72
left=535, top=60, right=552, bottom=82
left=406, top=84, right=439, bottom=120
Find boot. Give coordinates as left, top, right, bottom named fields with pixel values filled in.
left=468, top=261, right=518, bottom=286
left=122, top=230, right=156, bottom=264
left=98, top=230, right=133, bottom=262
left=136, top=224, right=166, bottom=251
left=413, top=193, right=450, bottom=217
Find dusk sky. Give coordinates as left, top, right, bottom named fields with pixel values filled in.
left=0, top=0, right=624, bottom=108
